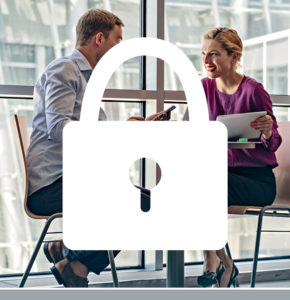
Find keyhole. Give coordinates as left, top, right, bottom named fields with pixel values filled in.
left=129, top=158, right=162, bottom=212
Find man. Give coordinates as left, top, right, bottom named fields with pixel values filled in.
left=26, top=8, right=124, bottom=288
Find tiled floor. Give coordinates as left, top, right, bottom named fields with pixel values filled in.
left=240, top=280, right=290, bottom=288
left=0, top=269, right=289, bottom=289
left=1, top=259, right=289, bottom=288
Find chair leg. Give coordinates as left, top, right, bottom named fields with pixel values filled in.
left=19, top=213, right=62, bottom=287
left=225, top=243, right=239, bottom=287
left=250, top=210, right=264, bottom=288
left=225, top=243, right=232, bottom=260
left=107, top=250, right=119, bottom=287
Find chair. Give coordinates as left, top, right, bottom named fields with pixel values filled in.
left=227, top=121, right=290, bottom=287
left=10, top=115, right=119, bottom=288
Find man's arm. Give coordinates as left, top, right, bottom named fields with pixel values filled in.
left=43, top=61, right=79, bottom=142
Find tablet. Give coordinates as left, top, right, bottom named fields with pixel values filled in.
left=216, top=111, right=267, bottom=140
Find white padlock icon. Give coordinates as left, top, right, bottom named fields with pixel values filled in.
left=63, top=38, right=228, bottom=250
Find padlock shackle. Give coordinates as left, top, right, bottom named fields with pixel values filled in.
left=80, top=38, right=208, bottom=123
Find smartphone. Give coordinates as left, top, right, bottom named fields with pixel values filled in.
left=165, top=105, right=176, bottom=114
left=153, top=105, right=176, bottom=121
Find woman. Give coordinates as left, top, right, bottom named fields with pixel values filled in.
left=197, top=27, right=282, bottom=288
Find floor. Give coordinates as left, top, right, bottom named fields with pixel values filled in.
left=1, top=261, right=290, bottom=289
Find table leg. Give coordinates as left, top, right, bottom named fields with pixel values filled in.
left=166, top=250, right=184, bottom=287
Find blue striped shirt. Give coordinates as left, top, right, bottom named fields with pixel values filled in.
left=26, top=49, right=106, bottom=195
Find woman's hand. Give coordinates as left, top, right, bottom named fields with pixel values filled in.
left=251, top=115, right=273, bottom=140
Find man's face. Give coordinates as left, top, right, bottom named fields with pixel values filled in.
left=97, top=25, right=123, bottom=61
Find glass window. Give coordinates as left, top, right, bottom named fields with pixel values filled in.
left=0, top=98, right=143, bottom=274
left=243, top=44, right=263, bottom=84
left=0, top=0, right=142, bottom=275
left=0, top=44, right=35, bottom=63
left=165, top=0, right=290, bottom=95
left=273, top=106, right=290, bottom=122
left=1, top=67, right=36, bottom=85
left=164, top=102, right=187, bottom=120
left=267, top=39, right=288, bottom=94
left=0, top=0, right=141, bottom=89
left=164, top=0, right=290, bottom=263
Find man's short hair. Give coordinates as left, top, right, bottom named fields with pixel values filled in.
left=76, top=8, right=124, bottom=46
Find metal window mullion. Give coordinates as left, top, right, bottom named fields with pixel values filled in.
left=288, top=36, right=290, bottom=120
left=35, top=46, right=46, bottom=81
left=155, top=0, right=164, bottom=271
left=212, top=0, right=220, bottom=27
left=140, top=0, right=147, bottom=270
left=156, top=0, right=165, bottom=112
left=288, top=36, right=290, bottom=96
left=2, top=86, right=290, bottom=106
left=263, top=41, right=267, bottom=89
left=262, top=0, right=272, bottom=34
left=48, top=0, right=62, bottom=58
left=141, top=0, right=165, bottom=272
left=67, top=0, right=88, bottom=55
left=141, top=0, right=147, bottom=90
left=155, top=0, right=165, bottom=270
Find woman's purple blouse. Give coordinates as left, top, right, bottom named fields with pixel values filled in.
left=202, top=76, right=282, bottom=167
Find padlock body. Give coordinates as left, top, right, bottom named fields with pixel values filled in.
left=63, top=121, right=227, bottom=250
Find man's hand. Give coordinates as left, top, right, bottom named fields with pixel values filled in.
left=127, top=116, right=145, bottom=121
left=251, top=115, right=273, bottom=140
left=146, top=111, right=168, bottom=121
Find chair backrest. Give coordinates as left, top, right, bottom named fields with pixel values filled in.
left=10, top=115, right=48, bottom=219
left=272, top=121, right=290, bottom=206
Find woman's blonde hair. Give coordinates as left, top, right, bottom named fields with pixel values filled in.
left=203, top=27, right=243, bottom=69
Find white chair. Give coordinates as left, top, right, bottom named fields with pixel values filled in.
left=227, top=121, right=290, bottom=287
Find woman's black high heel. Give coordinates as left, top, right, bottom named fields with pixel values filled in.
left=216, top=261, right=225, bottom=287
left=197, top=271, right=217, bottom=287
left=197, top=261, right=224, bottom=287
left=227, top=263, right=239, bottom=287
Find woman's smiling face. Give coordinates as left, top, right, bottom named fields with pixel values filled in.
left=202, top=39, right=235, bottom=79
